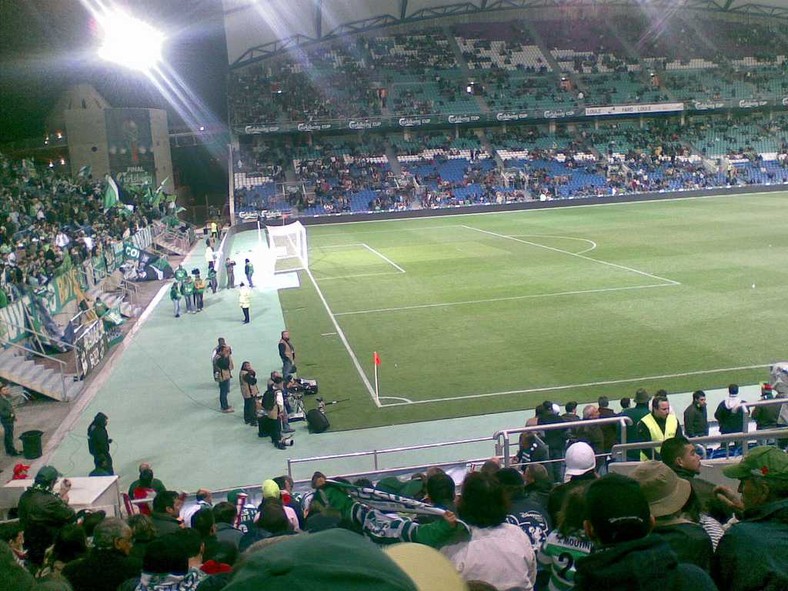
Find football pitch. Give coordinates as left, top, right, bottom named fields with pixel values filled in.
left=279, top=191, right=788, bottom=431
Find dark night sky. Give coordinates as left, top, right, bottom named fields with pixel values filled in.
left=0, top=0, right=229, bottom=142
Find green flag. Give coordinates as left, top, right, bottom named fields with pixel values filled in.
left=104, top=175, right=120, bottom=210
left=77, top=165, right=92, bottom=179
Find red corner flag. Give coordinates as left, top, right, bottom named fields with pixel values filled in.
left=373, top=351, right=381, bottom=366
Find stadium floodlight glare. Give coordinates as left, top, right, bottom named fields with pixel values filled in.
left=96, top=8, right=164, bottom=72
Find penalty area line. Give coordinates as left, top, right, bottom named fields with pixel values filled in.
left=377, top=363, right=770, bottom=407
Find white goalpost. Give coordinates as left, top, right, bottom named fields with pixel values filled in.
left=265, top=220, right=308, bottom=273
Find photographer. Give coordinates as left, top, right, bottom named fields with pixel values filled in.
left=239, top=361, right=259, bottom=427
left=278, top=330, right=296, bottom=377
left=258, top=374, right=293, bottom=450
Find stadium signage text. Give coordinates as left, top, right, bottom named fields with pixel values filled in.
left=244, top=125, right=281, bottom=134
left=738, top=99, right=767, bottom=108
left=584, top=103, right=684, bottom=116
left=297, top=122, right=333, bottom=132
left=398, top=117, right=432, bottom=127
left=348, top=119, right=383, bottom=130
left=693, top=100, right=725, bottom=111
left=496, top=112, right=529, bottom=121
left=543, top=109, right=576, bottom=119
left=447, top=114, right=481, bottom=124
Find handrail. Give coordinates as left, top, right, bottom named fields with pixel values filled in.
left=286, top=435, right=494, bottom=479
left=610, top=427, right=788, bottom=462
left=494, top=416, right=633, bottom=468
left=1, top=320, right=75, bottom=352
left=0, top=339, right=68, bottom=400
left=740, top=397, right=788, bottom=431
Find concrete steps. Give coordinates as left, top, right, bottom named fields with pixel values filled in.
left=0, top=348, right=82, bottom=402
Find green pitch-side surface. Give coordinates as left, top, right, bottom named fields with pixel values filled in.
left=284, top=191, right=786, bottom=430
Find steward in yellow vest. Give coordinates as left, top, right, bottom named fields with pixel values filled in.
left=637, top=395, right=682, bottom=460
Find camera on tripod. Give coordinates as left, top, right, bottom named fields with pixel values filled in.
left=286, top=376, right=318, bottom=396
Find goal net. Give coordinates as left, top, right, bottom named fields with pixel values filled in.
left=266, top=221, right=308, bottom=273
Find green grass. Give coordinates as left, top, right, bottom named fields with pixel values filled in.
left=281, top=191, right=788, bottom=430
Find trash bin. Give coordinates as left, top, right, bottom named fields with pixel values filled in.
left=20, top=430, right=43, bottom=460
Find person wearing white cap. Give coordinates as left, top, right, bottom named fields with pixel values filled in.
left=547, top=442, right=597, bottom=525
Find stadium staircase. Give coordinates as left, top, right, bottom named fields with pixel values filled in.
left=89, top=271, right=143, bottom=319
left=153, top=230, right=191, bottom=256
left=0, top=343, right=82, bottom=402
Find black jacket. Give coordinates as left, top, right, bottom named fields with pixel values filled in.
left=575, top=535, right=717, bottom=591
left=683, top=403, right=709, bottom=437
left=62, top=549, right=142, bottom=591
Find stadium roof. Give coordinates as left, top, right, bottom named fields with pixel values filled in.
left=222, top=0, right=788, bottom=67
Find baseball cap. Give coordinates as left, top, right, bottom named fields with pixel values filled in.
left=222, top=529, right=464, bottom=591
left=630, top=461, right=691, bottom=518
left=585, top=474, right=651, bottom=545
left=34, top=465, right=61, bottom=485
left=722, top=446, right=788, bottom=481
left=564, top=442, right=596, bottom=482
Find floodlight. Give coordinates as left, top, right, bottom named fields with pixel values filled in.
left=97, top=8, right=165, bottom=72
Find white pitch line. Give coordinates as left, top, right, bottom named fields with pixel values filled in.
left=302, top=265, right=380, bottom=407
left=313, top=243, right=366, bottom=249
left=335, top=283, right=675, bottom=316
left=377, top=364, right=770, bottom=407
left=316, top=272, right=403, bottom=281
left=509, top=234, right=598, bottom=256
left=362, top=243, right=406, bottom=273
left=463, top=225, right=681, bottom=285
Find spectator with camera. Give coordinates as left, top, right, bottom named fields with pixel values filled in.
left=259, top=373, right=293, bottom=449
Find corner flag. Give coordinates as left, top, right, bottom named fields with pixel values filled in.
left=373, top=351, right=381, bottom=366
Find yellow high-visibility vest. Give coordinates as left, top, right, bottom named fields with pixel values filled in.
left=639, top=413, right=678, bottom=461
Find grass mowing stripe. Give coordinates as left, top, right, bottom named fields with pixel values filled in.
left=334, top=283, right=676, bottom=316
left=462, top=224, right=681, bottom=285
left=379, top=364, right=770, bottom=407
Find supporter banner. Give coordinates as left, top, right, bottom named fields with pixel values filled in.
left=496, top=112, right=529, bottom=121
left=76, top=320, right=108, bottom=378
left=0, top=299, right=30, bottom=343
left=584, top=103, right=684, bottom=116
left=693, top=100, right=726, bottom=111
left=106, top=108, right=156, bottom=189
left=130, top=226, right=153, bottom=250
left=122, top=242, right=174, bottom=281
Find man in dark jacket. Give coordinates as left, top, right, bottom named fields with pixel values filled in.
left=597, top=396, right=618, bottom=454
left=127, top=462, right=167, bottom=497
left=683, top=390, right=709, bottom=438
left=575, top=474, right=717, bottom=591
left=714, top=384, right=748, bottom=435
left=151, top=490, right=184, bottom=537
left=62, top=517, right=141, bottom=591
left=619, top=388, right=651, bottom=460
left=712, top=445, right=788, bottom=591
left=538, top=400, right=568, bottom=482
left=497, top=467, right=552, bottom=552
left=87, top=412, right=113, bottom=475
left=0, top=381, right=21, bottom=456
left=17, top=465, right=76, bottom=566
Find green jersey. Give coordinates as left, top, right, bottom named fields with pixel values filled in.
left=537, top=530, right=593, bottom=591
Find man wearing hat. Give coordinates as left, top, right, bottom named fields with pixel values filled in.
left=752, top=383, right=780, bottom=431
left=619, top=388, right=650, bottom=461
left=547, top=442, right=597, bottom=525
left=712, top=446, right=788, bottom=591
left=574, top=474, right=717, bottom=591
left=714, top=383, right=748, bottom=435
left=631, top=461, right=713, bottom=571
left=17, top=465, right=75, bottom=567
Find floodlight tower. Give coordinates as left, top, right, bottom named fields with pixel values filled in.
left=96, top=7, right=165, bottom=72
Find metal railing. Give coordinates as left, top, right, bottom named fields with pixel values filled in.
left=610, top=427, right=788, bottom=462
left=741, top=397, right=788, bottom=431
left=286, top=435, right=494, bottom=480
left=285, top=416, right=633, bottom=480
left=1, top=320, right=75, bottom=354
left=0, top=339, right=68, bottom=400
left=495, top=416, right=633, bottom=467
